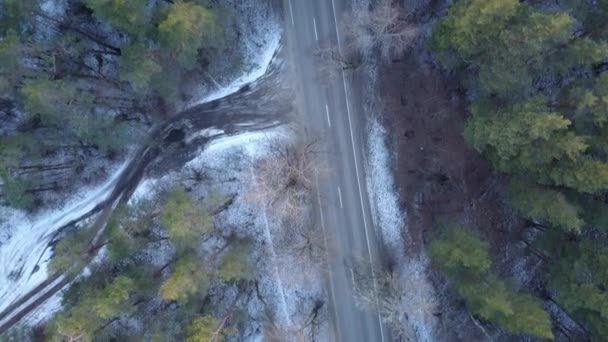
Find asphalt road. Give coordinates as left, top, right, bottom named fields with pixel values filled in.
left=282, top=1, right=391, bottom=341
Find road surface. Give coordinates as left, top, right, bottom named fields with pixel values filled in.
left=282, top=1, right=391, bottom=341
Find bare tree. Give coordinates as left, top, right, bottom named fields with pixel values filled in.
left=351, top=258, right=437, bottom=341
left=248, top=136, right=324, bottom=224
left=264, top=298, right=327, bottom=342
left=343, top=0, right=418, bottom=60
left=276, top=222, right=329, bottom=270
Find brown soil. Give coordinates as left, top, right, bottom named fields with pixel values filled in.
left=377, top=49, right=499, bottom=255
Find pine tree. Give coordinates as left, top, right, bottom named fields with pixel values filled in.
left=430, top=226, right=554, bottom=339
left=186, top=316, right=222, bottom=342
left=430, top=0, right=521, bottom=59
left=159, top=253, right=210, bottom=302
left=92, top=276, right=135, bottom=319
left=119, top=43, right=162, bottom=93
left=508, top=178, right=584, bottom=232
left=158, top=2, right=223, bottom=69
left=551, top=242, right=608, bottom=337
left=218, top=243, right=252, bottom=283
left=428, top=225, right=491, bottom=278
left=464, top=97, right=587, bottom=177
left=160, top=187, right=213, bottom=247
left=0, top=0, right=38, bottom=34
left=84, top=0, right=150, bottom=37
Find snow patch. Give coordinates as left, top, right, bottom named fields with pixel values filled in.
left=0, top=160, right=130, bottom=313
left=366, top=118, right=407, bottom=263
left=190, top=0, right=282, bottom=105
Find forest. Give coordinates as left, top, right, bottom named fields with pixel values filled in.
left=4, top=0, right=608, bottom=340
left=0, top=0, right=269, bottom=340
left=429, top=0, right=608, bottom=340
left=0, top=0, right=230, bottom=209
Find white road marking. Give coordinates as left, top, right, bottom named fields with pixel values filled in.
left=330, top=0, right=387, bottom=340
left=325, top=103, right=332, bottom=127
left=288, top=0, right=295, bottom=27
left=337, top=186, right=344, bottom=209
left=313, top=17, right=319, bottom=41
left=314, top=175, right=343, bottom=342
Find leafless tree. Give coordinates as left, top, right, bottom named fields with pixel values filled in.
left=276, top=222, right=329, bottom=270
left=248, top=136, right=324, bottom=224
left=343, top=0, right=418, bottom=60
left=264, top=298, right=326, bottom=342
left=351, top=258, right=437, bottom=341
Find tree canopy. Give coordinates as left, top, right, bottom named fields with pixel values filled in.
left=432, top=0, right=608, bottom=337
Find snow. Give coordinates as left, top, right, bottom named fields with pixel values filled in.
left=130, top=124, right=323, bottom=331
left=40, top=0, right=67, bottom=17
left=366, top=118, right=407, bottom=264
left=0, top=0, right=307, bottom=332
left=359, top=12, right=437, bottom=337
left=190, top=0, right=282, bottom=105
left=0, top=159, right=129, bottom=314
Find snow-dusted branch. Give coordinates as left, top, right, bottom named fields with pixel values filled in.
left=247, top=136, right=325, bottom=224
left=343, top=0, right=418, bottom=60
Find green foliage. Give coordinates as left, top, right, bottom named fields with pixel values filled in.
left=428, top=225, right=491, bottom=278
left=46, top=307, right=98, bottom=342
left=186, top=315, right=222, bottom=342
left=218, top=242, right=252, bottom=282
left=0, top=0, right=38, bottom=34
left=431, top=0, right=608, bottom=339
left=548, top=158, right=608, bottom=194
left=0, top=30, right=20, bottom=77
left=1, top=174, right=35, bottom=210
left=21, top=79, right=83, bottom=123
left=458, top=278, right=553, bottom=339
left=508, top=178, right=584, bottom=232
left=49, top=227, right=96, bottom=275
left=92, top=276, right=135, bottom=319
left=158, top=2, right=223, bottom=69
left=161, top=187, right=212, bottom=246
left=160, top=253, right=209, bottom=302
left=46, top=275, right=137, bottom=341
left=464, top=98, right=593, bottom=186
left=432, top=0, right=575, bottom=97
left=107, top=200, right=155, bottom=262
left=554, top=39, right=608, bottom=74
left=430, top=226, right=554, bottom=339
left=551, top=243, right=608, bottom=337
left=84, top=0, right=150, bottom=37
left=119, top=43, right=162, bottom=92
left=564, top=74, right=608, bottom=128
left=430, top=0, right=521, bottom=59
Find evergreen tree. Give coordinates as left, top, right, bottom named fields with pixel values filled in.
left=430, top=226, right=554, bottom=339
left=158, top=2, right=223, bottom=69
left=119, top=43, right=162, bottom=93
left=159, top=253, right=210, bottom=302
left=84, top=0, right=150, bottom=37
left=551, top=242, right=608, bottom=337
left=218, top=243, right=252, bottom=283
left=428, top=225, right=491, bottom=278
left=508, top=178, right=584, bottom=232
left=186, top=316, right=222, bottom=342
left=161, top=187, right=213, bottom=247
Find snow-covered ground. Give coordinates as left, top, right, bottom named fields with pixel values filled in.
left=0, top=160, right=129, bottom=314
left=365, top=116, right=437, bottom=341
left=132, top=126, right=326, bottom=335
left=356, top=0, right=437, bottom=333
left=0, top=3, right=284, bottom=328
left=189, top=0, right=282, bottom=105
